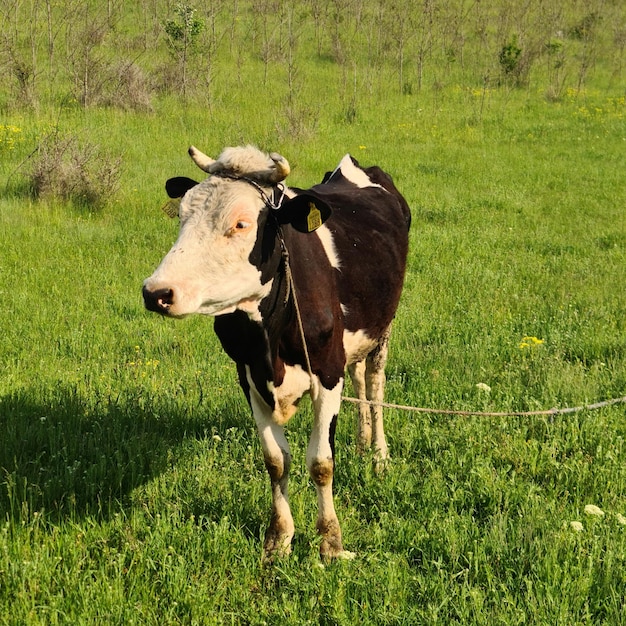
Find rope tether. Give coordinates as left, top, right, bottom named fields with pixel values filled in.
left=341, top=395, right=626, bottom=418
left=259, top=181, right=623, bottom=421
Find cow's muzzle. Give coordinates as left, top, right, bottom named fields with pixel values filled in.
left=143, top=285, right=175, bottom=315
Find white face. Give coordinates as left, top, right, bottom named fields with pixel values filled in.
left=143, top=178, right=272, bottom=318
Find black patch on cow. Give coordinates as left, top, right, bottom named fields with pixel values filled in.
left=276, top=193, right=332, bottom=233
left=214, top=310, right=275, bottom=409
left=329, top=414, right=338, bottom=460
left=165, top=176, right=199, bottom=198
left=248, top=209, right=282, bottom=285
left=321, top=170, right=334, bottom=184
left=214, top=310, right=268, bottom=365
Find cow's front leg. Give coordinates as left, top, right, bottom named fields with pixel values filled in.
left=259, top=419, right=293, bottom=559
left=307, top=377, right=351, bottom=560
left=246, top=369, right=294, bottom=559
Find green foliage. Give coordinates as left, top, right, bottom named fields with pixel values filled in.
left=499, top=35, right=522, bottom=75
left=1, top=0, right=625, bottom=623
left=163, top=3, right=204, bottom=54
left=569, top=12, right=602, bottom=41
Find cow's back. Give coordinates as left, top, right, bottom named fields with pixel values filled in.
left=309, top=161, right=410, bottom=338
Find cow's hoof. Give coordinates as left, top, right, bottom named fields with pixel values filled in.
left=315, top=550, right=356, bottom=568
left=373, top=455, right=389, bottom=475
left=263, top=531, right=293, bottom=563
left=319, top=536, right=346, bottom=561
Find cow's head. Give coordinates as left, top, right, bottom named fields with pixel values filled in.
left=142, top=145, right=330, bottom=319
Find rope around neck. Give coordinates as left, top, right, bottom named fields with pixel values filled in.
left=274, top=224, right=318, bottom=399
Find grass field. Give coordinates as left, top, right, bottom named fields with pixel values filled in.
left=1, top=1, right=626, bottom=623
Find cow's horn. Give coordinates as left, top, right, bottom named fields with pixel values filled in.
left=269, top=153, right=290, bottom=183
left=188, top=146, right=216, bottom=173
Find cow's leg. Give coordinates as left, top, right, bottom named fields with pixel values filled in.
left=307, top=377, right=350, bottom=560
left=347, top=360, right=372, bottom=453
left=246, top=368, right=294, bottom=559
left=366, top=325, right=392, bottom=471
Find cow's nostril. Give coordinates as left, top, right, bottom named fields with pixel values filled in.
left=157, top=288, right=174, bottom=307
left=143, top=286, right=175, bottom=314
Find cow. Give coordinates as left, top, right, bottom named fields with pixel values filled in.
left=143, top=145, right=411, bottom=560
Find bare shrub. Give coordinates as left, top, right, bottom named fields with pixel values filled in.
left=66, top=20, right=111, bottom=107
left=8, top=54, right=38, bottom=109
left=100, top=61, right=154, bottom=112
left=29, top=132, right=122, bottom=210
left=275, top=102, right=319, bottom=142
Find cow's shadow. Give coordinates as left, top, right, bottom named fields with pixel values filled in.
left=0, top=385, right=259, bottom=530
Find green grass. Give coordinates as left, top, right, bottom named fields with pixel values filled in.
left=1, top=1, right=626, bottom=623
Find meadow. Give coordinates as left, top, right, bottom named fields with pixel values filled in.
left=1, top=0, right=626, bottom=623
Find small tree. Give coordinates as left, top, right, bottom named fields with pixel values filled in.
left=499, top=34, right=522, bottom=78
left=163, top=3, right=204, bottom=98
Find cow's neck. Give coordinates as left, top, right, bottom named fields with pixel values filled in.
left=258, top=223, right=295, bottom=350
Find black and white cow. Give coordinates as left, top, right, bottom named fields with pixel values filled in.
left=143, top=145, right=410, bottom=560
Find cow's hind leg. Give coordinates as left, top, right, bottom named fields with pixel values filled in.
left=307, top=376, right=352, bottom=560
left=366, top=324, right=392, bottom=471
left=347, top=360, right=372, bottom=453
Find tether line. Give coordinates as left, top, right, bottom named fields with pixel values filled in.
left=341, top=395, right=626, bottom=417
left=255, top=180, right=624, bottom=421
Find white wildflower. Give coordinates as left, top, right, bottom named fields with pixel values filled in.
left=616, top=513, right=626, bottom=526
left=584, top=504, right=605, bottom=517
left=569, top=521, right=584, bottom=532
left=212, top=434, right=222, bottom=442
left=476, top=383, right=492, bottom=393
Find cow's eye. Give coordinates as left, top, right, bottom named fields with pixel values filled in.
left=227, top=220, right=252, bottom=236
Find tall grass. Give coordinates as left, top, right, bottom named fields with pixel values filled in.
left=1, top=1, right=625, bottom=623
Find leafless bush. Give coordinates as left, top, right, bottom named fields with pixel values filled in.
left=66, top=19, right=111, bottom=107
left=275, top=102, right=319, bottom=142
left=0, top=27, right=38, bottom=109
left=100, top=61, right=154, bottom=112
left=29, top=132, right=122, bottom=210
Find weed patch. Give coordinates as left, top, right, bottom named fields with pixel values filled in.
left=28, top=131, right=122, bottom=210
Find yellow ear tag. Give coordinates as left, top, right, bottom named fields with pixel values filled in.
left=307, top=203, right=323, bottom=232
left=161, top=198, right=180, bottom=219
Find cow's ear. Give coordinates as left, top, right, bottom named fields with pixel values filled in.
left=165, top=176, right=199, bottom=199
left=277, top=193, right=332, bottom=233
left=162, top=177, right=199, bottom=218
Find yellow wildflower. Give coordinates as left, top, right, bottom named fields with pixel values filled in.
left=519, top=336, right=544, bottom=349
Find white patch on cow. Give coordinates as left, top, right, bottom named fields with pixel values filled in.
left=239, top=285, right=273, bottom=322
left=343, top=329, right=377, bottom=364
left=308, top=377, right=343, bottom=462
left=271, top=364, right=312, bottom=425
left=315, top=224, right=341, bottom=269
left=246, top=365, right=273, bottom=416
left=307, top=376, right=344, bottom=555
left=333, top=154, right=384, bottom=189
